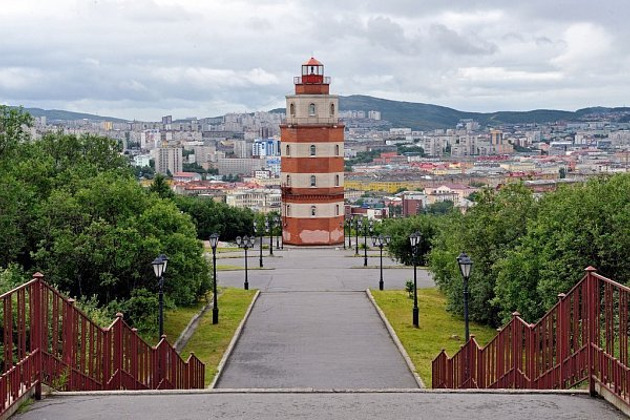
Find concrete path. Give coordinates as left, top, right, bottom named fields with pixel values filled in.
left=216, top=247, right=420, bottom=389
left=216, top=246, right=434, bottom=292
left=14, top=392, right=624, bottom=420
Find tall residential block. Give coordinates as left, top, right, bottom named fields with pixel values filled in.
left=280, top=57, right=344, bottom=246
left=153, top=147, right=182, bottom=175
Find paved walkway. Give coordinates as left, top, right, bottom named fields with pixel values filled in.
left=14, top=392, right=624, bottom=420
left=216, top=246, right=420, bottom=388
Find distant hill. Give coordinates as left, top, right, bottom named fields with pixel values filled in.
left=339, top=95, right=600, bottom=130
left=17, top=107, right=128, bottom=123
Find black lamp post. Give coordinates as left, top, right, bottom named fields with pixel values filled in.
left=354, top=218, right=361, bottom=256
left=275, top=214, right=281, bottom=250
left=371, top=234, right=390, bottom=291
left=457, top=252, right=473, bottom=342
left=265, top=217, right=273, bottom=256
left=254, top=220, right=263, bottom=268
left=363, top=219, right=374, bottom=267
left=409, top=232, right=421, bottom=327
left=209, top=233, right=220, bottom=324
left=151, top=254, right=168, bottom=340
left=236, top=235, right=256, bottom=290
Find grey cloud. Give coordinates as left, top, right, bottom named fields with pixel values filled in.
left=365, top=16, right=419, bottom=54
left=428, top=24, right=497, bottom=55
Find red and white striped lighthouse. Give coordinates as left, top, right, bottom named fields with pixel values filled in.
left=280, top=58, right=344, bottom=246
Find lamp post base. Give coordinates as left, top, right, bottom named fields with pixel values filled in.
left=413, top=307, right=419, bottom=327
left=244, top=282, right=249, bottom=290
left=212, top=308, right=219, bottom=324
left=379, top=280, right=384, bottom=291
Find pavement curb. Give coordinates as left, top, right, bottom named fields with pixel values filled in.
left=173, top=300, right=212, bottom=352
left=209, top=289, right=261, bottom=389
left=51, top=388, right=591, bottom=396
left=366, top=289, right=426, bottom=389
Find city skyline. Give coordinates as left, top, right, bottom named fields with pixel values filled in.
left=1, top=0, right=628, bottom=121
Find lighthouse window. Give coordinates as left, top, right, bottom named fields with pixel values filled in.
left=286, top=174, right=291, bottom=185
left=310, top=175, right=316, bottom=187
left=335, top=204, right=340, bottom=216
left=290, top=103, right=295, bottom=117
left=309, top=103, right=316, bottom=116
left=286, top=145, right=290, bottom=156
left=330, top=103, right=335, bottom=117
left=335, top=174, right=340, bottom=186
left=311, top=206, right=316, bottom=216
left=310, top=145, right=316, bottom=156
left=286, top=205, right=291, bottom=216
left=335, top=144, right=340, bottom=156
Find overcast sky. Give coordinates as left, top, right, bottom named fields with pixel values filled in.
left=1, top=0, right=628, bottom=121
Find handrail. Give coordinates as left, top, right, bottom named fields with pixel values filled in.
left=432, top=267, right=629, bottom=409
left=1, top=273, right=205, bottom=417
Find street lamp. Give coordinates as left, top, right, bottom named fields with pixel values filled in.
left=371, top=234, right=390, bottom=291
left=151, top=254, right=168, bottom=340
left=209, top=233, right=220, bottom=324
left=275, top=214, right=281, bottom=250
left=254, top=220, right=263, bottom=268
left=354, top=218, right=361, bottom=256
left=363, top=219, right=374, bottom=267
left=457, top=252, right=473, bottom=342
left=236, top=235, right=256, bottom=290
left=265, top=217, right=273, bottom=256
left=409, top=232, right=421, bottom=327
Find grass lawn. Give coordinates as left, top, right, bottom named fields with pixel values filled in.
left=371, top=288, right=497, bottom=387
left=161, top=299, right=207, bottom=346
left=216, top=264, right=243, bottom=271
left=178, top=288, right=257, bottom=387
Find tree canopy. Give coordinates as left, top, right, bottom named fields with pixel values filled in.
left=0, top=107, right=210, bottom=335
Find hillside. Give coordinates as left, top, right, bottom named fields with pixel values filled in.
left=19, top=107, right=128, bottom=123
left=339, top=95, right=581, bottom=130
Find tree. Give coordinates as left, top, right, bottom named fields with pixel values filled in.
left=174, top=195, right=255, bottom=241
left=0, top=106, right=32, bottom=159
left=494, top=174, right=630, bottom=322
left=382, top=214, right=441, bottom=266
left=425, top=200, right=455, bottom=215
left=149, top=173, right=175, bottom=199
left=428, top=184, right=538, bottom=326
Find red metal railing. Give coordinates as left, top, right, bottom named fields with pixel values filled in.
left=1, top=273, right=205, bottom=416
left=432, top=267, right=630, bottom=408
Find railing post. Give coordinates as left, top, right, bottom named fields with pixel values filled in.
left=65, top=298, right=76, bottom=391
left=131, top=328, right=139, bottom=390
left=511, top=312, right=520, bottom=389
left=31, top=273, right=45, bottom=400
left=584, top=266, right=597, bottom=396
left=528, top=323, right=535, bottom=389
left=557, top=293, right=566, bottom=389
left=113, top=313, right=124, bottom=390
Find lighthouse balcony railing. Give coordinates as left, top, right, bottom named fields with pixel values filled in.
left=294, top=76, right=331, bottom=85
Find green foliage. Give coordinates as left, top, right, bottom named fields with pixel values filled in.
left=428, top=184, right=537, bottom=326
left=149, top=173, right=175, bottom=199
left=0, top=111, right=210, bottom=335
left=425, top=176, right=630, bottom=327
left=425, top=200, right=455, bottom=215
left=345, top=149, right=382, bottom=166
left=0, top=105, right=32, bottom=158
left=494, top=174, right=630, bottom=322
left=405, top=280, right=414, bottom=298
left=175, top=195, right=254, bottom=241
left=382, top=214, right=441, bottom=266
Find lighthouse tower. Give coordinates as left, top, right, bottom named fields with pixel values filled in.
left=280, top=58, right=344, bottom=246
